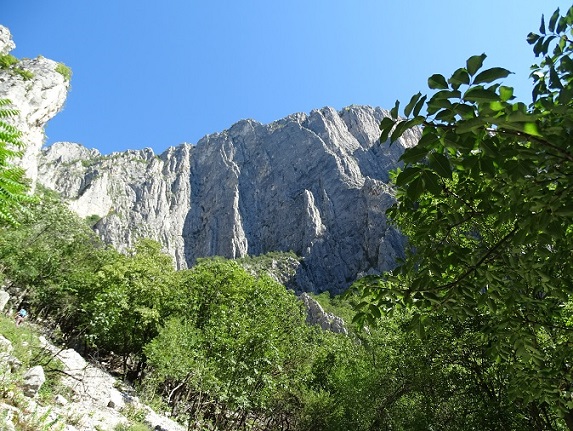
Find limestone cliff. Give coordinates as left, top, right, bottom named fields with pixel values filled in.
left=0, top=24, right=419, bottom=293
left=38, top=106, right=419, bottom=293
left=0, top=25, right=69, bottom=187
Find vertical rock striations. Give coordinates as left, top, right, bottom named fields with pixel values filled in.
left=38, top=143, right=193, bottom=268
left=1, top=23, right=420, bottom=293
left=38, top=106, right=419, bottom=293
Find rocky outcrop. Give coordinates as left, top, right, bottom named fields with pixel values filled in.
left=0, top=328, right=184, bottom=431
left=37, top=142, right=192, bottom=267
left=38, top=106, right=418, bottom=293
left=300, top=293, right=348, bottom=334
left=0, top=289, right=9, bottom=311
left=0, top=25, right=70, bottom=187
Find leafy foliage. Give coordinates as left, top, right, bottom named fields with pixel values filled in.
left=0, top=54, right=34, bottom=80
left=144, top=258, right=310, bottom=429
left=0, top=99, right=35, bottom=225
left=0, top=189, right=114, bottom=332
left=355, top=5, right=573, bottom=428
left=84, top=239, right=176, bottom=374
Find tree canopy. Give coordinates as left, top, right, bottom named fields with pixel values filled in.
left=354, top=5, right=573, bottom=428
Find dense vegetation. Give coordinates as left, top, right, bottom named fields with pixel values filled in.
left=1, top=190, right=567, bottom=430
left=356, top=5, right=573, bottom=431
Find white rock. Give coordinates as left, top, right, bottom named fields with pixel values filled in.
left=300, top=293, right=348, bottom=335
left=55, top=394, right=69, bottom=405
left=0, top=402, right=18, bottom=431
left=0, top=289, right=9, bottom=311
left=0, top=25, right=15, bottom=54
left=22, top=365, right=45, bottom=397
left=107, top=390, right=125, bottom=410
left=38, top=335, right=48, bottom=347
left=37, top=106, right=416, bottom=294
left=0, top=25, right=70, bottom=188
left=0, top=334, right=13, bottom=353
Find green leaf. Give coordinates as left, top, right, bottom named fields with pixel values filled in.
left=500, top=121, right=543, bottom=137
left=390, top=120, right=411, bottom=142
left=548, top=8, right=559, bottom=32
left=466, top=53, right=487, bottom=76
left=430, top=89, right=462, bottom=100
left=401, top=145, right=432, bottom=163
left=463, top=87, right=500, bottom=103
left=422, top=170, right=443, bottom=195
left=527, top=32, right=540, bottom=45
left=473, top=67, right=512, bottom=84
left=412, top=95, right=428, bottom=117
left=455, top=117, right=486, bottom=134
left=499, top=86, right=514, bottom=102
left=506, top=110, right=536, bottom=122
left=428, top=74, right=448, bottom=90
left=395, top=167, right=422, bottom=187
left=556, top=16, right=567, bottom=33
left=402, top=116, right=425, bottom=130
left=453, top=103, right=476, bottom=119
left=549, top=66, right=563, bottom=89
left=404, top=92, right=422, bottom=117
left=417, top=130, right=440, bottom=149
left=428, top=152, right=452, bottom=179
left=390, top=100, right=400, bottom=119
left=368, top=303, right=382, bottom=319
left=379, top=117, right=395, bottom=143
left=540, top=14, right=546, bottom=34
left=533, top=37, right=545, bottom=57
left=449, top=68, right=470, bottom=89
left=406, top=176, right=424, bottom=201
left=427, top=98, right=452, bottom=115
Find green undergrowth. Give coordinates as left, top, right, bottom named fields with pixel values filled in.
left=55, top=62, right=71, bottom=82
left=0, top=313, right=65, bottom=400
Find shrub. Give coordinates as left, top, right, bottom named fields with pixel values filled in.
left=55, top=63, right=72, bottom=82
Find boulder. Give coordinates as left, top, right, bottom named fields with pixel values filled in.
left=22, top=365, right=45, bottom=397
left=300, top=293, right=348, bottom=335
left=0, top=289, right=9, bottom=311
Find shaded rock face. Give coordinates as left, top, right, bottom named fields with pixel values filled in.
left=38, top=105, right=418, bottom=293
left=0, top=25, right=70, bottom=187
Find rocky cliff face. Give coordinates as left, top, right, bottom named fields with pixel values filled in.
left=0, top=25, right=419, bottom=294
left=38, top=106, right=419, bottom=293
left=0, top=26, right=69, bottom=187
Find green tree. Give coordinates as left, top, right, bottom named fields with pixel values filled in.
left=85, top=238, right=176, bottom=376
left=303, top=297, right=535, bottom=431
left=144, top=258, right=311, bottom=430
left=355, top=6, right=573, bottom=428
left=0, top=98, right=34, bottom=225
left=0, top=189, right=111, bottom=330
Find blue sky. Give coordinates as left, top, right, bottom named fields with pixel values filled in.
left=3, top=1, right=569, bottom=155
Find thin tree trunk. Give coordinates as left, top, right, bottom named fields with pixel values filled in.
left=564, top=409, right=573, bottom=431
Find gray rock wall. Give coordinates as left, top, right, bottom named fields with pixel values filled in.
left=1, top=24, right=420, bottom=293
left=37, top=105, right=419, bottom=293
